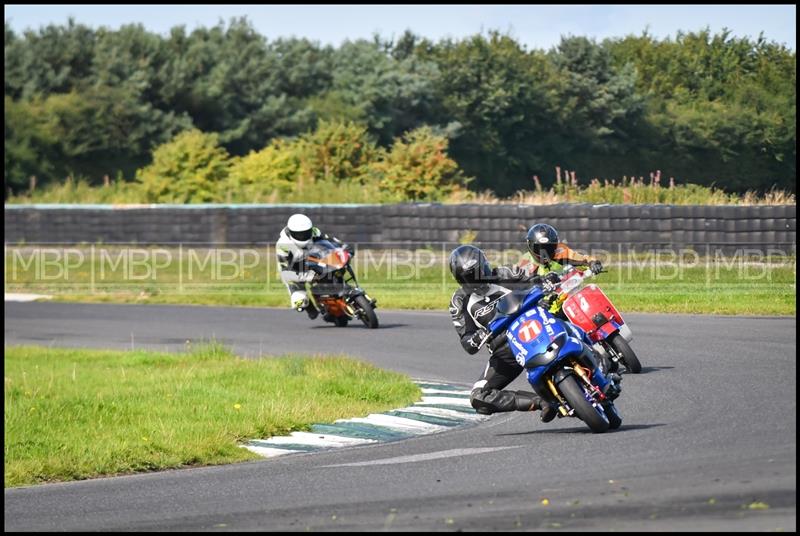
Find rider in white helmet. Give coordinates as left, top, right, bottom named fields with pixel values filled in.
left=276, top=213, right=350, bottom=320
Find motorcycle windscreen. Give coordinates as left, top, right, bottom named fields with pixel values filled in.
left=488, top=286, right=547, bottom=337
left=506, top=306, right=567, bottom=368
left=307, top=240, right=348, bottom=269
left=562, top=284, right=623, bottom=330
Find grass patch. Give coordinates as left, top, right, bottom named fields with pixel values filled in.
left=4, top=343, right=420, bottom=487
left=5, top=247, right=796, bottom=315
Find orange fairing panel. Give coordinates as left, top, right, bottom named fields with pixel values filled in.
left=309, top=250, right=348, bottom=270
left=320, top=298, right=348, bottom=316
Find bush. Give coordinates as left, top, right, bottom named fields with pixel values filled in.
left=136, top=129, right=230, bottom=203
left=371, top=126, right=470, bottom=201
left=295, top=120, right=381, bottom=185
left=227, top=139, right=300, bottom=200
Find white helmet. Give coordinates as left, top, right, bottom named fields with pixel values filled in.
left=287, top=213, right=313, bottom=247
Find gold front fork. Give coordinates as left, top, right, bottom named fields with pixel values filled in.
left=572, top=363, right=593, bottom=387
left=547, top=361, right=595, bottom=417
left=546, top=377, right=570, bottom=416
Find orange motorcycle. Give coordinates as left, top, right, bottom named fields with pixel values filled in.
left=303, top=240, right=379, bottom=329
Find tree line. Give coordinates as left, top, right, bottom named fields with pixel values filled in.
left=4, top=18, right=796, bottom=198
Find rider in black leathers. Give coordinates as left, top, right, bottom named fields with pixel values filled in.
left=448, top=245, right=559, bottom=420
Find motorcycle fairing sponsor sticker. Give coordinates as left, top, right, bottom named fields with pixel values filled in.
left=517, top=319, right=542, bottom=343
left=511, top=336, right=528, bottom=366
left=508, top=308, right=555, bottom=366
left=508, top=318, right=530, bottom=366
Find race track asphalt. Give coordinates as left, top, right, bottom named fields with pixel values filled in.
left=4, top=302, right=796, bottom=531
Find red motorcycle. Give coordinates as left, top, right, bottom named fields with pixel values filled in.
left=544, top=266, right=642, bottom=374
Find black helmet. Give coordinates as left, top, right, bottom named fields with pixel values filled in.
left=526, top=223, right=559, bottom=263
left=449, top=245, right=493, bottom=292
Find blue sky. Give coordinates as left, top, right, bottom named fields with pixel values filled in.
left=4, top=4, right=796, bottom=51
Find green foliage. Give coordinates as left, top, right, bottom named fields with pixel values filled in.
left=3, top=20, right=796, bottom=197
left=323, top=39, right=439, bottom=144
left=371, top=126, right=470, bottom=201
left=295, top=120, right=382, bottom=185
left=605, top=29, right=796, bottom=191
left=136, top=129, right=231, bottom=202
left=8, top=119, right=793, bottom=206
left=425, top=32, right=557, bottom=194
left=549, top=36, right=645, bottom=154
left=227, top=139, right=300, bottom=200
left=4, top=96, right=58, bottom=193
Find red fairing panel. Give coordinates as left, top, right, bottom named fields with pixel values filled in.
left=562, top=284, right=623, bottom=332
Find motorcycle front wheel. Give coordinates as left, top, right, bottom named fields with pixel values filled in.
left=609, top=333, right=642, bottom=374
left=559, top=375, right=610, bottom=433
left=354, top=294, right=379, bottom=329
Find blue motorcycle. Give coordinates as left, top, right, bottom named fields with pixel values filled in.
left=484, top=285, right=622, bottom=433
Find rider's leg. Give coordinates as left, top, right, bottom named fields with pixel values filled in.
left=470, top=344, right=557, bottom=421
left=286, top=283, right=318, bottom=319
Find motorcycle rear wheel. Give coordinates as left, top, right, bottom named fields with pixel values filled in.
left=559, top=375, right=610, bottom=433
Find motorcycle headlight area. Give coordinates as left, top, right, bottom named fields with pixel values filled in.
left=560, top=277, right=581, bottom=293
left=526, top=333, right=568, bottom=368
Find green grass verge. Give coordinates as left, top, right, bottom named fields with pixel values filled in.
left=4, top=344, right=420, bottom=488
left=5, top=247, right=796, bottom=315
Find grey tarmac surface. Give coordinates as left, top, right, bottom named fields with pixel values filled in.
left=4, top=302, right=797, bottom=531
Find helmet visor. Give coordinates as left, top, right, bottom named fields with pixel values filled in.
left=530, top=242, right=557, bottom=262
left=455, top=259, right=493, bottom=291
left=290, top=228, right=313, bottom=242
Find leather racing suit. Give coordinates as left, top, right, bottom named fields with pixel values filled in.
left=449, top=265, right=550, bottom=415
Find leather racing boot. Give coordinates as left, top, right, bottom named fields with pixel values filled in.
left=516, top=391, right=558, bottom=423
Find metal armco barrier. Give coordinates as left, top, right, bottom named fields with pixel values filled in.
left=4, top=203, right=796, bottom=253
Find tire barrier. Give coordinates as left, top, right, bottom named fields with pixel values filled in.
left=4, top=203, right=796, bottom=253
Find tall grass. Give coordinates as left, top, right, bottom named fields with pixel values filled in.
left=6, top=172, right=795, bottom=206
left=448, top=170, right=796, bottom=206
left=8, top=178, right=145, bottom=205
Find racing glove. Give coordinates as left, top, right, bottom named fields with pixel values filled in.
left=589, top=260, right=603, bottom=274
left=542, top=271, right=561, bottom=292
left=468, top=328, right=490, bottom=350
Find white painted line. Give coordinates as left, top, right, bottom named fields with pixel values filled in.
left=324, top=446, right=521, bottom=467
left=289, top=432, right=378, bottom=446
left=397, top=406, right=484, bottom=421
left=244, top=381, right=485, bottom=459
left=242, top=445, right=296, bottom=457
left=421, top=388, right=471, bottom=396
left=419, top=396, right=473, bottom=406
left=4, top=293, right=53, bottom=302
left=262, top=432, right=377, bottom=447
left=346, top=414, right=449, bottom=434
